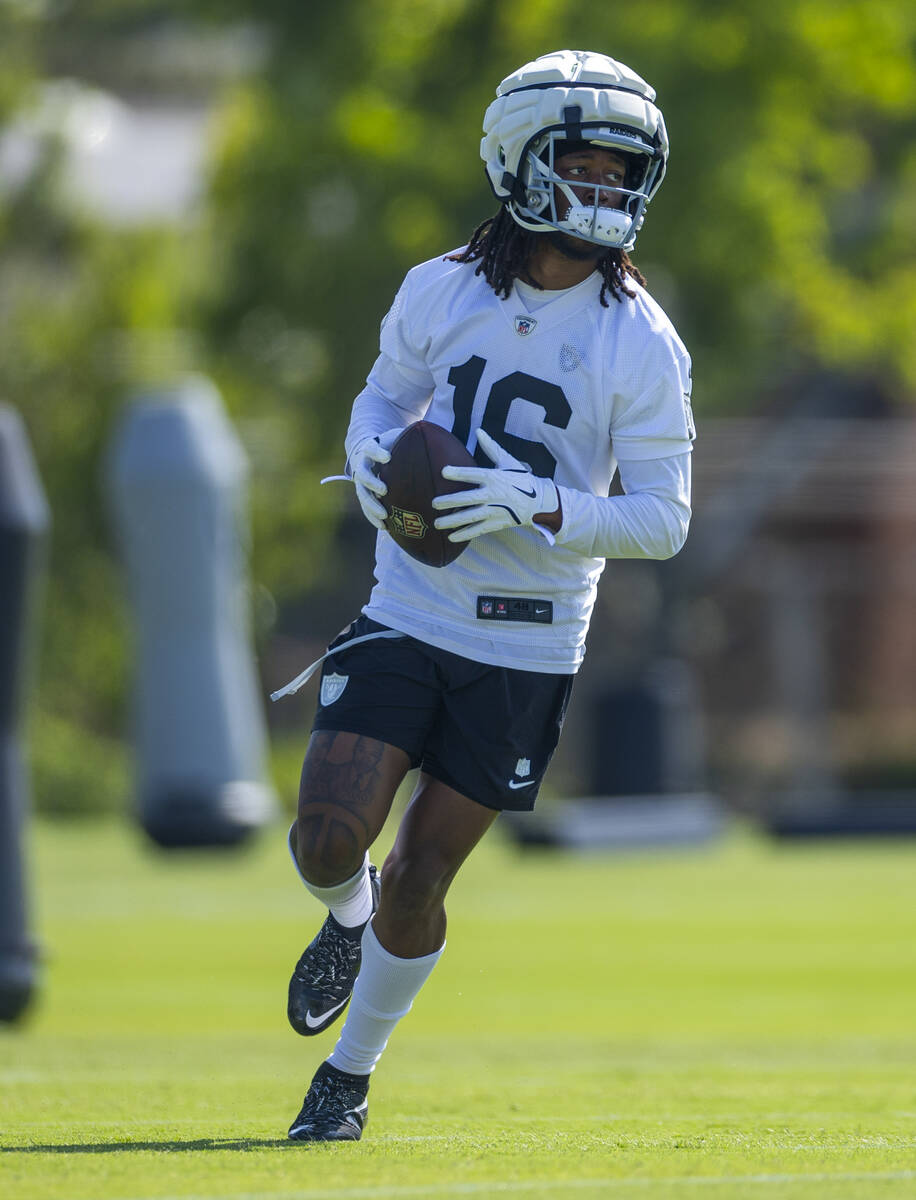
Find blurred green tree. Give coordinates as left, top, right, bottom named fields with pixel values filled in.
left=201, top=0, right=916, bottom=594
left=0, top=3, right=205, bottom=813
left=3, top=0, right=915, bottom=813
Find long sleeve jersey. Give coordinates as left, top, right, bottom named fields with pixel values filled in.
left=345, top=252, right=695, bottom=673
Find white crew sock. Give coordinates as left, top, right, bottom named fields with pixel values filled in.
left=286, top=822, right=374, bottom=929
left=327, top=922, right=444, bottom=1076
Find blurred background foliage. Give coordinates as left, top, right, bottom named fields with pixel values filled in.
left=2, top=0, right=914, bottom=814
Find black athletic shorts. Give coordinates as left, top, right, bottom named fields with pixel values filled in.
left=311, top=615, right=574, bottom=812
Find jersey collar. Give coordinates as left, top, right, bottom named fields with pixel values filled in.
left=502, top=271, right=603, bottom=337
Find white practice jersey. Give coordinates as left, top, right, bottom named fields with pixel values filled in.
left=345, top=251, right=695, bottom=674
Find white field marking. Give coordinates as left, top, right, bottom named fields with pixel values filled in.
left=12, top=1108, right=916, bottom=1132
left=478, top=1110, right=916, bottom=1125
left=378, top=1111, right=916, bottom=1129
left=7, top=1117, right=228, bottom=1130
left=110, top=1168, right=916, bottom=1200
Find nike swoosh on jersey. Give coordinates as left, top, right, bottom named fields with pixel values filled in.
left=508, top=778, right=536, bottom=789
left=304, top=996, right=349, bottom=1029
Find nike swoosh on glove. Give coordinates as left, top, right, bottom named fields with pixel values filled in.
left=432, top=428, right=559, bottom=544
left=347, top=428, right=402, bottom=530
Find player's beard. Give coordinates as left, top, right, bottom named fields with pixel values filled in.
left=545, top=230, right=608, bottom=264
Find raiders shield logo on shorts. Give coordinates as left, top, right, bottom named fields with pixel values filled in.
left=320, top=672, right=349, bottom=706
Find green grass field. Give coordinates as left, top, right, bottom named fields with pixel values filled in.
left=2, top=809, right=915, bottom=1200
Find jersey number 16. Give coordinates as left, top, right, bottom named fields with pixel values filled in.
left=447, top=355, right=572, bottom=480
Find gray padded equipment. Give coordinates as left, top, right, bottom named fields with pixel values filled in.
left=0, top=406, right=49, bottom=1021
left=107, top=377, right=275, bottom=847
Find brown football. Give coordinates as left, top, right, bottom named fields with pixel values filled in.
left=377, top=420, right=476, bottom=567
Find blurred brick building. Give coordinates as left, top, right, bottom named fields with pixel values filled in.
left=265, top=410, right=916, bottom=831
left=565, top=411, right=916, bottom=828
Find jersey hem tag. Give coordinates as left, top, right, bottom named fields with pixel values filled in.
left=477, top=596, right=553, bottom=623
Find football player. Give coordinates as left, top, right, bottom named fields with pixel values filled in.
left=282, top=49, right=695, bottom=1141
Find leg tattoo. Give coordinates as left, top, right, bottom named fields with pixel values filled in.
left=298, top=733, right=396, bottom=871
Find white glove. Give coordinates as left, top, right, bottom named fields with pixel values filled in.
left=348, top=427, right=402, bottom=530
left=432, top=428, right=559, bottom=544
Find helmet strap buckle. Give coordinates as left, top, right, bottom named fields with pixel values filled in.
left=562, top=104, right=583, bottom=141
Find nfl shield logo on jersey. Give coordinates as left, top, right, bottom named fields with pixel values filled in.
left=514, top=316, right=537, bottom=337
left=320, top=672, right=348, bottom=706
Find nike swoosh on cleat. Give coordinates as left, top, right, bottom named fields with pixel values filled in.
left=304, top=996, right=349, bottom=1029
left=508, top=778, right=536, bottom=789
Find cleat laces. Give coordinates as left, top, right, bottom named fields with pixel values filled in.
left=293, top=917, right=362, bottom=1002
left=289, top=1064, right=369, bottom=1140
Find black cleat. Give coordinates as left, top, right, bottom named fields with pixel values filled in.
left=288, top=1062, right=370, bottom=1142
left=288, top=864, right=380, bottom=1036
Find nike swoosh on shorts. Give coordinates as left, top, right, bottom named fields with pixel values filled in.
left=508, top=778, right=536, bottom=789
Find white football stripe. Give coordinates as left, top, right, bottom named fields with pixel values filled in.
left=108, top=1167, right=916, bottom=1200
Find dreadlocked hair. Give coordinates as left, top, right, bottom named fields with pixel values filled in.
left=446, top=206, right=646, bottom=306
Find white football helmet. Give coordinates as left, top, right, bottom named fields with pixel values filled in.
left=481, top=49, right=668, bottom=251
